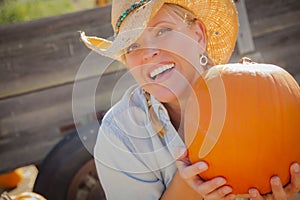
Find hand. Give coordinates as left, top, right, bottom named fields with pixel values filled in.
left=248, top=162, right=300, bottom=200
left=174, top=147, right=235, bottom=200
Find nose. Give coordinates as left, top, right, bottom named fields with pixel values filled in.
left=142, top=48, right=160, bottom=62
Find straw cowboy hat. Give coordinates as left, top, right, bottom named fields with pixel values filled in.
left=80, top=0, right=239, bottom=65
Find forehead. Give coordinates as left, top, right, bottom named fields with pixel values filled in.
left=147, top=4, right=182, bottom=27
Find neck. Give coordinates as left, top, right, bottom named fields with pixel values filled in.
left=163, top=89, right=191, bottom=131
left=164, top=95, right=192, bottom=142
left=163, top=64, right=208, bottom=137
left=163, top=68, right=202, bottom=128
left=162, top=63, right=212, bottom=138
left=164, top=100, right=181, bottom=128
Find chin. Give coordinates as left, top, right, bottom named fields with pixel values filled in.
left=155, top=93, right=177, bottom=103
left=144, top=84, right=184, bottom=104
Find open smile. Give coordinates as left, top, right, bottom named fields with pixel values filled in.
left=149, top=63, right=175, bottom=80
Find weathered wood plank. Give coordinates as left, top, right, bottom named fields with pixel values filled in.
left=0, top=68, right=135, bottom=173
left=0, top=5, right=115, bottom=99
left=254, top=25, right=300, bottom=74
left=0, top=67, right=131, bottom=138
left=245, top=0, right=300, bottom=21
left=230, top=23, right=300, bottom=80
left=236, top=0, right=255, bottom=54
left=250, top=11, right=300, bottom=38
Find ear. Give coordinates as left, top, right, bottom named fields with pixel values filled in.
left=193, top=20, right=207, bottom=49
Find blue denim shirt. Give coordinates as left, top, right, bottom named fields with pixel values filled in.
left=94, top=85, right=185, bottom=200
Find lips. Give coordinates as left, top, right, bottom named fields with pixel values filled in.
left=149, top=62, right=175, bottom=80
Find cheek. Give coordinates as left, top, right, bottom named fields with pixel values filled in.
left=125, top=64, right=145, bottom=86
left=125, top=60, right=142, bottom=80
left=125, top=53, right=141, bottom=67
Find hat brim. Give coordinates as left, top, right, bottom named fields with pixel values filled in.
left=80, top=32, right=112, bottom=54
left=80, top=0, right=165, bottom=63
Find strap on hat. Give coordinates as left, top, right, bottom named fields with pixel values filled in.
left=114, top=0, right=151, bottom=36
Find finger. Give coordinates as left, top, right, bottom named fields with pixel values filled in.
left=224, top=194, right=236, bottom=200
left=284, top=162, right=300, bottom=196
left=197, top=177, right=227, bottom=196
left=176, top=161, right=208, bottom=180
left=270, top=176, right=286, bottom=200
left=248, top=188, right=264, bottom=200
left=290, top=163, right=300, bottom=191
left=204, top=185, right=233, bottom=200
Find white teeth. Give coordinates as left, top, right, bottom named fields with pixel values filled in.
left=150, top=63, right=175, bottom=79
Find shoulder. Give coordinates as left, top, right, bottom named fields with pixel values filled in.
left=94, top=86, right=158, bottom=172
left=101, top=85, right=149, bottom=132
left=97, top=85, right=158, bottom=153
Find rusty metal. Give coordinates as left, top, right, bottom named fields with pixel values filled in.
left=67, top=160, right=105, bottom=200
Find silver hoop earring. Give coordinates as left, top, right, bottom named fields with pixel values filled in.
left=199, top=54, right=208, bottom=66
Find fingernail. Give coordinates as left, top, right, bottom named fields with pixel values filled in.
left=197, top=162, right=208, bottom=171
left=249, top=189, right=257, bottom=198
left=271, top=176, right=281, bottom=186
left=293, top=163, right=300, bottom=173
left=222, top=186, right=232, bottom=194
left=213, top=177, right=226, bottom=185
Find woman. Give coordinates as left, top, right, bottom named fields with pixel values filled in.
left=80, top=0, right=300, bottom=199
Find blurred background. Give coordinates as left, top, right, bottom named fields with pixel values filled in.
left=0, top=0, right=112, bottom=25
left=0, top=0, right=299, bottom=200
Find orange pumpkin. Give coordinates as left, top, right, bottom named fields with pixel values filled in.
left=184, top=63, right=300, bottom=196
left=0, top=168, right=23, bottom=189
left=1, top=192, right=46, bottom=200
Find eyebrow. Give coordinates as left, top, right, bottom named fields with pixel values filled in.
left=148, top=20, right=176, bottom=32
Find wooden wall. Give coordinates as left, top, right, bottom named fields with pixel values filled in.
left=0, top=1, right=299, bottom=172
left=0, top=5, right=122, bottom=172
left=240, top=0, right=300, bottom=80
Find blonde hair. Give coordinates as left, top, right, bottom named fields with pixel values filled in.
left=144, top=91, right=166, bottom=137
left=165, top=3, right=197, bottom=25
left=145, top=3, right=215, bottom=137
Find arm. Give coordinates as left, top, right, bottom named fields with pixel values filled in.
left=94, top=124, right=165, bottom=200
left=160, top=171, right=200, bottom=200
left=161, top=147, right=235, bottom=200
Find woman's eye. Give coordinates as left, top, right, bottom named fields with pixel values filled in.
left=156, top=27, right=172, bottom=36
left=126, top=43, right=140, bottom=54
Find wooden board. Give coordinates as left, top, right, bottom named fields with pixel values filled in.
left=0, top=5, right=115, bottom=99
left=245, top=0, right=300, bottom=21
left=236, top=0, right=255, bottom=55
left=0, top=68, right=135, bottom=173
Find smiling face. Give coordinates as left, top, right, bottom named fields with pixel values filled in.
left=124, top=4, right=207, bottom=104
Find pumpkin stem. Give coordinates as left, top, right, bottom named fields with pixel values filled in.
left=239, top=57, right=256, bottom=64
